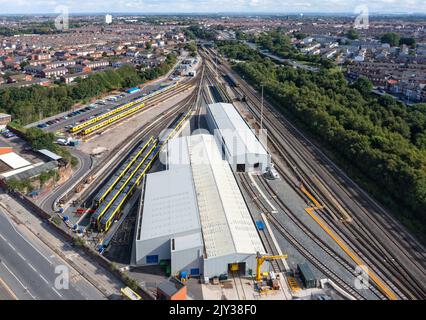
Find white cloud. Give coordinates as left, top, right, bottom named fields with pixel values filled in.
left=0, top=0, right=424, bottom=14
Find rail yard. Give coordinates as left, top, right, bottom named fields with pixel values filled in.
left=1, top=44, right=424, bottom=302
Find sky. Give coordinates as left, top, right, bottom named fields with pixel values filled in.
left=0, top=0, right=425, bottom=15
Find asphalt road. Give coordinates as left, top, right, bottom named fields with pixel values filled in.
left=38, top=148, right=92, bottom=213
left=0, top=209, right=106, bottom=300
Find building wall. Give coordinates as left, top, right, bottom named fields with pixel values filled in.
left=203, top=253, right=269, bottom=278
left=206, top=106, right=270, bottom=173
left=0, top=115, right=11, bottom=126
left=171, top=245, right=203, bottom=277
left=135, top=235, right=171, bottom=265
left=135, top=229, right=202, bottom=266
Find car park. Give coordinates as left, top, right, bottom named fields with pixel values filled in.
left=3, top=132, right=15, bottom=138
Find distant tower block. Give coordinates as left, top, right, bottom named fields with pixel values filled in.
left=105, top=14, right=112, bottom=24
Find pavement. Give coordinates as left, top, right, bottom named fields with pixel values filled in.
left=0, top=191, right=125, bottom=300
left=0, top=208, right=106, bottom=300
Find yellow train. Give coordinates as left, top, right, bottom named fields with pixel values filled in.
left=69, top=81, right=181, bottom=134
left=99, top=144, right=160, bottom=232
left=69, top=99, right=143, bottom=133
left=81, top=103, right=145, bottom=135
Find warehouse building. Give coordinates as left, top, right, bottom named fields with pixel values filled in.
left=133, top=134, right=266, bottom=278
left=206, top=102, right=270, bottom=173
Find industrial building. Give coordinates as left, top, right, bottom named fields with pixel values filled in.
left=133, top=134, right=266, bottom=278
left=206, top=102, right=271, bottom=173
left=0, top=113, right=11, bottom=128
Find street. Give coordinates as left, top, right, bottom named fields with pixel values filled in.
left=0, top=208, right=107, bottom=300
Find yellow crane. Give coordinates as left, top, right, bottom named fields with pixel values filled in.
left=256, top=251, right=288, bottom=282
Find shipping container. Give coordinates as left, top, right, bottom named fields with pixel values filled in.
left=255, top=220, right=264, bottom=231
left=297, top=263, right=317, bottom=289
left=127, top=87, right=140, bottom=94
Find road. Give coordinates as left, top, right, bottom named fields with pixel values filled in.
left=0, top=208, right=106, bottom=300
left=37, top=148, right=92, bottom=214
left=243, top=41, right=319, bottom=72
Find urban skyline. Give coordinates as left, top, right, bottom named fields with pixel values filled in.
left=0, top=0, right=425, bottom=15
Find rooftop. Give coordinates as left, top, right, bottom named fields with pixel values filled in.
left=37, top=149, right=62, bottom=161
left=137, top=165, right=201, bottom=241
left=207, top=102, right=268, bottom=157
left=138, top=134, right=265, bottom=258
left=0, top=152, right=31, bottom=170
left=157, top=277, right=185, bottom=297
left=186, top=134, right=265, bottom=258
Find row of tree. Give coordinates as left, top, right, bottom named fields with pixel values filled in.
left=253, top=31, right=334, bottom=68
left=184, top=25, right=216, bottom=41
left=0, top=55, right=177, bottom=126
left=217, top=41, right=426, bottom=240
left=380, top=32, right=416, bottom=48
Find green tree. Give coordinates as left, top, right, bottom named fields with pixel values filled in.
left=346, top=29, right=359, bottom=40
left=380, top=32, right=401, bottom=47
left=399, top=37, right=416, bottom=48
left=352, top=76, right=373, bottom=96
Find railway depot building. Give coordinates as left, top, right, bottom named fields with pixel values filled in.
left=206, top=102, right=271, bottom=173
left=133, top=134, right=267, bottom=278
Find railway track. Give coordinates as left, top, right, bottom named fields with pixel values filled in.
left=238, top=172, right=366, bottom=300
left=230, top=271, right=247, bottom=300
left=84, top=67, right=203, bottom=234
left=256, top=173, right=387, bottom=300
left=234, top=79, right=425, bottom=300
left=72, top=79, right=195, bottom=137
left=200, top=47, right=426, bottom=300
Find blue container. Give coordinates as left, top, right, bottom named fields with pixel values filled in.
left=256, top=220, right=264, bottom=231
left=127, top=87, right=140, bottom=94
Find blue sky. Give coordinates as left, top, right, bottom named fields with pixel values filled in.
left=0, top=0, right=424, bottom=14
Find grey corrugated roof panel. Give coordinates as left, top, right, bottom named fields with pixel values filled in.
left=37, top=149, right=62, bottom=161
left=157, top=277, right=185, bottom=296
left=6, top=161, right=57, bottom=181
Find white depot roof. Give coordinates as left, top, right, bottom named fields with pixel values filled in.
left=185, top=134, right=265, bottom=258
left=138, top=165, right=201, bottom=241
left=172, top=232, right=203, bottom=252
left=0, top=152, right=31, bottom=169
left=208, top=102, right=268, bottom=157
